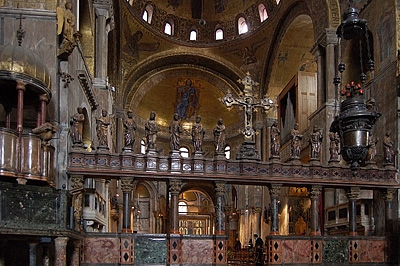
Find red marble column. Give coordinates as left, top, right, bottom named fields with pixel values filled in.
left=16, top=81, right=26, bottom=133
left=310, top=186, right=322, bottom=236
left=54, top=237, right=69, bottom=266
left=70, top=240, right=81, bottom=266
left=39, top=94, right=49, bottom=126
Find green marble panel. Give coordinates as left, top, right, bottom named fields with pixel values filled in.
left=323, top=239, right=348, bottom=263
left=134, top=236, right=167, bottom=265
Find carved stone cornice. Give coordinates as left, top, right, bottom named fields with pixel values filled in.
left=310, top=186, right=322, bottom=199
left=169, top=180, right=182, bottom=194
left=120, top=177, right=134, bottom=192
left=347, top=187, right=361, bottom=200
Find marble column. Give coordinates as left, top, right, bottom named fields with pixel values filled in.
left=325, top=29, right=338, bottom=102
left=384, top=188, right=396, bottom=234
left=121, top=177, right=133, bottom=233
left=310, top=186, right=322, bottom=236
left=254, top=207, right=262, bottom=237
left=54, top=237, right=69, bottom=266
left=70, top=240, right=81, bottom=266
left=39, top=94, right=49, bottom=126
left=16, top=81, right=26, bottom=133
left=169, top=180, right=182, bottom=233
left=105, top=180, right=110, bottom=232
left=29, top=242, right=37, bottom=266
left=269, top=184, right=282, bottom=235
left=4, top=105, right=11, bottom=128
left=93, top=4, right=110, bottom=87
left=347, top=187, right=360, bottom=236
left=215, top=182, right=226, bottom=235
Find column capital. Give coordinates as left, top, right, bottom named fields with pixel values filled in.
left=384, top=188, right=396, bottom=202
left=54, top=236, right=69, bottom=246
left=94, top=5, right=110, bottom=18
left=346, top=187, right=361, bottom=200
left=269, top=184, right=282, bottom=197
left=215, top=181, right=226, bottom=194
left=120, top=177, right=134, bottom=192
left=70, top=175, right=84, bottom=190
left=169, top=180, right=182, bottom=194
left=16, top=80, right=27, bottom=91
left=39, top=94, right=49, bottom=103
left=310, top=186, right=322, bottom=199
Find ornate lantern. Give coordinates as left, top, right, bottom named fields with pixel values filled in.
left=330, top=4, right=380, bottom=171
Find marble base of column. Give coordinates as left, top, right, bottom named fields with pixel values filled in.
left=17, top=178, right=27, bottom=185
left=193, top=151, right=204, bottom=158
left=309, top=159, right=321, bottom=166
left=96, top=146, right=110, bottom=153
left=310, top=231, right=321, bottom=236
left=122, top=228, right=132, bottom=233
left=122, top=146, right=133, bottom=153
left=215, top=230, right=225, bottom=235
left=290, top=157, right=301, bottom=164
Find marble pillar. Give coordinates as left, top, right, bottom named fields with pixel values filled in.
left=121, top=177, right=134, bottom=233
left=269, top=184, right=282, bottom=235
left=215, top=182, right=226, bottom=235
left=169, top=180, right=182, bottom=233
left=93, top=4, right=110, bottom=87
left=310, top=186, right=322, bottom=236
left=347, top=187, right=360, bottom=236
left=70, top=240, right=81, bottom=266
left=54, top=237, right=69, bottom=266
left=384, top=188, right=396, bottom=234
left=29, top=243, right=37, bottom=266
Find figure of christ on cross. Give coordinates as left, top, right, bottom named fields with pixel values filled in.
left=221, top=73, right=274, bottom=140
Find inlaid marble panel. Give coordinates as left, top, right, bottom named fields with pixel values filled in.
left=82, top=237, right=119, bottom=263
left=281, top=240, right=310, bottom=264
left=181, top=238, right=213, bottom=264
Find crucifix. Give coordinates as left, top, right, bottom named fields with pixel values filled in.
left=221, top=72, right=274, bottom=160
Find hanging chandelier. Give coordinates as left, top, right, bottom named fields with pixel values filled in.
left=330, top=4, right=381, bottom=172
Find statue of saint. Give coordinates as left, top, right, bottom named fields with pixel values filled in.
left=367, top=135, right=378, bottom=162
left=270, top=121, right=280, bottom=157
left=96, top=109, right=110, bottom=148
left=213, top=118, right=226, bottom=153
left=145, top=111, right=158, bottom=150
left=309, top=125, right=323, bottom=160
left=71, top=107, right=84, bottom=145
left=383, top=132, right=394, bottom=164
left=290, top=123, right=303, bottom=158
left=57, top=2, right=77, bottom=56
left=123, top=110, right=137, bottom=149
left=192, top=115, right=205, bottom=153
left=329, top=132, right=340, bottom=161
left=169, top=113, right=183, bottom=151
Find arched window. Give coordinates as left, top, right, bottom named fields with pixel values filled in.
left=238, top=17, right=248, bottom=35
left=190, top=30, right=197, bottom=41
left=140, top=139, right=146, bottom=154
left=225, top=145, right=231, bottom=159
left=142, top=4, right=153, bottom=24
left=215, top=28, right=224, bottom=40
left=179, top=147, right=189, bottom=158
left=164, top=22, right=172, bottom=35
left=276, top=0, right=281, bottom=4
left=178, top=201, right=187, bottom=214
left=258, top=4, right=268, bottom=22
